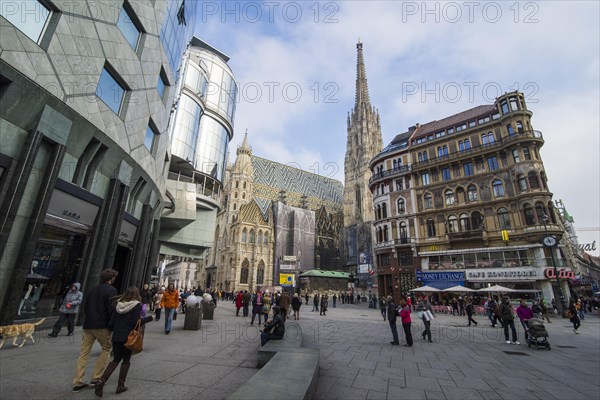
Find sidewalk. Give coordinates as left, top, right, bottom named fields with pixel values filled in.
left=0, top=306, right=261, bottom=400
left=1, top=303, right=599, bottom=400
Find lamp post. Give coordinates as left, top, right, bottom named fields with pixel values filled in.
left=541, top=214, right=565, bottom=315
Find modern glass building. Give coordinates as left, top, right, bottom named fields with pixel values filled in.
left=0, top=0, right=195, bottom=324
left=158, top=37, right=237, bottom=287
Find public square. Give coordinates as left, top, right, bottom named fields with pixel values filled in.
left=0, top=301, right=598, bottom=400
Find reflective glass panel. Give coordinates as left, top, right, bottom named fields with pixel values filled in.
left=96, top=68, right=125, bottom=114
left=117, top=4, right=140, bottom=50
left=1, top=0, right=50, bottom=43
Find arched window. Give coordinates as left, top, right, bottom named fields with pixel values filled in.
left=548, top=203, right=557, bottom=223
left=243, top=182, right=247, bottom=189
left=524, top=204, right=535, bottom=226
left=523, top=147, right=531, bottom=160
left=482, top=132, right=495, bottom=145
left=236, top=181, right=239, bottom=188
left=535, top=202, right=546, bottom=224
left=448, top=215, right=458, bottom=233
left=512, top=149, right=520, bottom=163
left=377, top=227, right=382, bottom=243
left=376, top=204, right=381, bottom=220
left=445, top=189, right=455, bottom=206
left=263, top=231, right=269, bottom=244
left=242, top=192, right=246, bottom=199
left=393, top=159, right=398, bottom=170
left=492, top=179, right=504, bottom=197
left=516, top=121, right=524, bottom=133
left=233, top=203, right=237, bottom=210
left=459, top=213, right=470, bottom=231
left=235, top=192, right=238, bottom=198
left=424, top=193, right=433, bottom=209
left=426, top=219, right=436, bottom=237
left=382, top=203, right=388, bottom=218
left=241, top=228, right=247, bottom=242
left=498, top=208, right=511, bottom=229
left=467, top=185, right=478, bottom=201
left=540, top=172, right=548, bottom=189
left=257, top=231, right=263, bottom=245
left=355, top=186, right=361, bottom=214
left=471, top=211, right=483, bottom=230
left=399, top=222, right=408, bottom=243
left=256, top=260, right=265, bottom=285
left=240, top=259, right=249, bottom=284
left=383, top=225, right=389, bottom=242
left=518, top=175, right=528, bottom=192
left=507, top=124, right=515, bottom=136
left=528, top=171, right=540, bottom=189
left=397, top=198, right=406, bottom=214
left=249, top=229, right=255, bottom=243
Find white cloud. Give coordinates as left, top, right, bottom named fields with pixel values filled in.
left=195, top=0, right=600, bottom=254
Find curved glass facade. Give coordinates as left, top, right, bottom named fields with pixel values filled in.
left=184, top=63, right=208, bottom=97
left=196, top=116, right=229, bottom=182
left=171, top=94, right=202, bottom=163
left=160, top=0, right=198, bottom=78
left=201, top=52, right=237, bottom=126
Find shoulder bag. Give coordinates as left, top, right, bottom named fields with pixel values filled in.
left=124, top=319, right=143, bottom=353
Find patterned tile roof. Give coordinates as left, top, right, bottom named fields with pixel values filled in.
left=251, top=156, right=343, bottom=218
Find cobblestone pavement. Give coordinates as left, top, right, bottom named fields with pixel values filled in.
left=1, top=302, right=598, bottom=400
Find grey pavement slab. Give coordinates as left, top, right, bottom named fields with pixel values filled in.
left=2, top=301, right=600, bottom=400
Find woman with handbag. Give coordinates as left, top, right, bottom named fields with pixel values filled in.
left=95, top=286, right=153, bottom=397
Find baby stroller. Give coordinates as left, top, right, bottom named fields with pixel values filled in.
left=527, top=319, right=550, bottom=350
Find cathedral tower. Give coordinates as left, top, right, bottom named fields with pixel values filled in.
left=342, top=40, right=383, bottom=272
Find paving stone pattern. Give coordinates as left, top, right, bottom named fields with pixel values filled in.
left=0, top=302, right=598, bottom=400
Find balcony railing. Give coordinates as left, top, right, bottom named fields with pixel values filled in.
left=412, top=130, right=543, bottom=170
left=448, top=230, right=484, bottom=241
left=369, top=165, right=411, bottom=185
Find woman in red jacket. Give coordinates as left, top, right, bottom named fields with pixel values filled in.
left=235, top=291, right=243, bottom=316
left=399, top=299, right=413, bottom=347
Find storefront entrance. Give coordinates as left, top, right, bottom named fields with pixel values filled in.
left=16, top=225, right=87, bottom=320
left=112, top=245, right=132, bottom=294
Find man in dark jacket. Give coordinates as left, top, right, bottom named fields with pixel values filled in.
left=500, top=297, right=520, bottom=345
left=72, top=269, right=118, bottom=392
left=261, top=306, right=285, bottom=346
left=242, top=290, right=251, bottom=317
left=387, top=296, right=400, bottom=345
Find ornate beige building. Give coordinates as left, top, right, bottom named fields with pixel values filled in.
left=342, top=41, right=383, bottom=279
left=369, top=91, right=569, bottom=305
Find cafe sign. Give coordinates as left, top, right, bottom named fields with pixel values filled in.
left=466, top=267, right=540, bottom=282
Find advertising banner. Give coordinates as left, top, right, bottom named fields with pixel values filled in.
left=465, top=267, right=541, bottom=282
left=279, top=273, right=295, bottom=286
left=422, top=271, right=465, bottom=289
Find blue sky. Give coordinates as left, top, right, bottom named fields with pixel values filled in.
left=193, top=1, right=600, bottom=255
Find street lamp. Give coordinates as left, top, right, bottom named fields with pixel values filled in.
left=541, top=213, right=565, bottom=315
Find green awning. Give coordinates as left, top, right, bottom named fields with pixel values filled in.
left=299, top=269, right=350, bottom=279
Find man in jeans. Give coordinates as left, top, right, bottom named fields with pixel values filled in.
left=72, top=269, right=118, bottom=392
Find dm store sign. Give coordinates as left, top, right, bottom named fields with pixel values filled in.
left=422, top=271, right=465, bottom=290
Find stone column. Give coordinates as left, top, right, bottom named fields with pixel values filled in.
left=0, top=143, right=66, bottom=324
left=127, top=203, right=154, bottom=287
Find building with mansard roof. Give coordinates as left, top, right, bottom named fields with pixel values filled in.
left=369, top=91, right=571, bottom=307
left=208, top=133, right=343, bottom=292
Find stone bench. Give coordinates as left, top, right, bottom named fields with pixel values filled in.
left=228, top=322, right=320, bottom=400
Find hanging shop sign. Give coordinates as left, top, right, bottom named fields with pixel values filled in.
left=466, top=267, right=540, bottom=282
left=544, top=268, right=575, bottom=280
left=279, top=273, right=295, bottom=286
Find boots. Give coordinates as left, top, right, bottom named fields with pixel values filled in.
left=94, top=361, right=119, bottom=397
left=116, top=363, right=131, bottom=394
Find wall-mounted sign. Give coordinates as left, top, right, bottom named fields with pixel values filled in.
left=282, top=255, right=297, bottom=262
left=466, top=267, right=540, bottom=282
left=544, top=268, right=575, bottom=279
left=279, top=273, right=295, bottom=286
left=119, top=220, right=137, bottom=243
left=421, top=271, right=465, bottom=289
left=47, top=189, right=99, bottom=227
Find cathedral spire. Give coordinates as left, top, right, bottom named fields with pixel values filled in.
left=355, top=39, right=371, bottom=111
left=237, top=128, right=251, bottom=156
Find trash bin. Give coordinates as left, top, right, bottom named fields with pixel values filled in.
left=183, top=306, right=202, bottom=330
left=202, top=301, right=215, bottom=320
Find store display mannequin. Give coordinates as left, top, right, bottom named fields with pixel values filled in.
left=18, top=284, right=34, bottom=316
